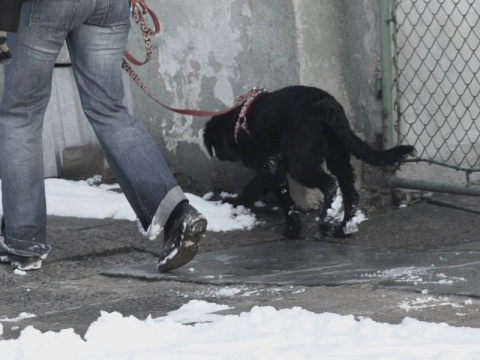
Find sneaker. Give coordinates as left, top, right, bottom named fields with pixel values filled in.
left=157, top=201, right=207, bottom=273
left=0, top=236, right=47, bottom=271
left=0, top=251, right=42, bottom=271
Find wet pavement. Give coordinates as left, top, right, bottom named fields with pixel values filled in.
left=1, top=193, right=480, bottom=340
left=106, top=240, right=480, bottom=297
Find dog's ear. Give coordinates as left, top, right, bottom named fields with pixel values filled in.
left=203, top=127, right=214, bottom=157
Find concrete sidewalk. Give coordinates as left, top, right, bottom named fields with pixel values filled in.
left=1, top=193, right=480, bottom=340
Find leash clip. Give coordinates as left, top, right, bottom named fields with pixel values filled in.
left=129, top=0, right=148, bottom=15
left=125, top=0, right=161, bottom=66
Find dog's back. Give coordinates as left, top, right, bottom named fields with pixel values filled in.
left=235, top=86, right=414, bottom=166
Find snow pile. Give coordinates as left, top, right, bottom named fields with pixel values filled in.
left=1, top=300, right=480, bottom=359
left=0, top=179, right=259, bottom=233
left=195, top=192, right=258, bottom=231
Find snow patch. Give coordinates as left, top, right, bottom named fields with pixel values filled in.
left=399, top=296, right=469, bottom=312
left=326, top=187, right=343, bottom=222
left=324, top=188, right=367, bottom=234
left=344, top=210, right=368, bottom=234
left=361, top=266, right=468, bottom=286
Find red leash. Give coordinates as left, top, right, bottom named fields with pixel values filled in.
left=124, top=0, right=251, bottom=117
left=122, top=60, right=254, bottom=117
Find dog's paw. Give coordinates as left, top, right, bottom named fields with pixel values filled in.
left=316, top=222, right=350, bottom=239
left=282, top=217, right=302, bottom=240
left=315, top=222, right=333, bottom=240
left=282, top=226, right=302, bottom=239
left=331, top=224, right=353, bottom=238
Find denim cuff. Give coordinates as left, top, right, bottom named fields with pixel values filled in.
left=0, top=235, right=51, bottom=259
left=137, top=185, right=188, bottom=241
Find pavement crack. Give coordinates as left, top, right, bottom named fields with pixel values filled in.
left=61, top=246, right=141, bottom=261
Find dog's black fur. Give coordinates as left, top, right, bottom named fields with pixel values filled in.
left=204, top=85, right=415, bottom=239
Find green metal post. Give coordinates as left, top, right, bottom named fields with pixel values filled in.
left=386, top=177, right=480, bottom=196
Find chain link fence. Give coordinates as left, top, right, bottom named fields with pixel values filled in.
left=387, top=0, right=480, bottom=192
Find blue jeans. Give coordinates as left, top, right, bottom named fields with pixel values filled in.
left=0, top=0, right=186, bottom=258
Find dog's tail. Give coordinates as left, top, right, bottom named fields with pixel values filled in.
left=319, top=98, right=416, bottom=166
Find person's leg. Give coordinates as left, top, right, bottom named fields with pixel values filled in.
left=0, top=1, right=69, bottom=265
left=66, top=0, right=183, bottom=231
left=66, top=0, right=206, bottom=271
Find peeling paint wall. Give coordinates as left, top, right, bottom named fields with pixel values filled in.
left=130, top=0, right=385, bottom=206
left=294, top=0, right=383, bottom=142
left=290, top=1, right=386, bottom=208
left=129, top=0, right=301, bottom=194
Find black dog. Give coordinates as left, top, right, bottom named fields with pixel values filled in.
left=204, top=85, right=415, bottom=239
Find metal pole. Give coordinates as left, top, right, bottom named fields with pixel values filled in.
left=379, top=0, right=394, bottom=150
left=386, top=177, right=480, bottom=196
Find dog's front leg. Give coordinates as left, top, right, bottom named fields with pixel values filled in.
left=261, top=153, right=302, bottom=239
left=222, top=175, right=269, bottom=207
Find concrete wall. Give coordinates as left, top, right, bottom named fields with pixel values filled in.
left=128, top=0, right=385, bottom=207
left=129, top=0, right=301, bottom=195
left=0, top=0, right=387, bottom=208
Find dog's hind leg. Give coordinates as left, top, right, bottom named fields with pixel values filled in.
left=317, top=174, right=341, bottom=238
left=282, top=126, right=339, bottom=238
left=326, top=147, right=360, bottom=238
left=260, top=152, right=302, bottom=239
left=289, top=165, right=339, bottom=239
left=284, top=127, right=340, bottom=239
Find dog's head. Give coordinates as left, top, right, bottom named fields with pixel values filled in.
left=203, top=115, right=240, bottom=162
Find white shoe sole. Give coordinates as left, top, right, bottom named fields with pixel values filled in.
left=0, top=254, right=42, bottom=271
